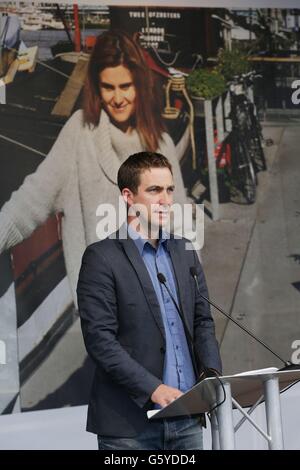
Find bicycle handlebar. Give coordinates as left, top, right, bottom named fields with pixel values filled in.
left=227, top=71, right=263, bottom=88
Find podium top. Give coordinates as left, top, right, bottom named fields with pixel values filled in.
left=148, top=368, right=300, bottom=420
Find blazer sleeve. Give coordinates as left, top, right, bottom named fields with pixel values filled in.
left=0, top=110, right=81, bottom=254
left=77, top=244, right=162, bottom=408
left=192, top=250, right=222, bottom=375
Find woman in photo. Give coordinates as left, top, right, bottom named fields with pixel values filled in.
left=0, top=29, right=193, bottom=303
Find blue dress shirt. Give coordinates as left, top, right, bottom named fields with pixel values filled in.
left=128, top=226, right=196, bottom=396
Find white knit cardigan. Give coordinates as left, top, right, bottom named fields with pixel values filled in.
left=0, top=110, right=194, bottom=303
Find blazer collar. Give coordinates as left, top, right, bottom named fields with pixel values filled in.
left=116, top=228, right=193, bottom=341
left=117, top=233, right=166, bottom=342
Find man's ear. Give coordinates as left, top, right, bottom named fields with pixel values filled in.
left=121, top=188, right=133, bottom=205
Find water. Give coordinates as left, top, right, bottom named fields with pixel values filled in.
left=20, top=28, right=105, bottom=61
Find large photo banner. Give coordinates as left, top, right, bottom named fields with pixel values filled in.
left=0, top=1, right=300, bottom=430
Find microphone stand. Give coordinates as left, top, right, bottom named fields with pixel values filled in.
left=157, top=272, right=202, bottom=378
left=189, top=267, right=298, bottom=371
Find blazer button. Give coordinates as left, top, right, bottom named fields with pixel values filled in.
left=160, top=347, right=166, bottom=354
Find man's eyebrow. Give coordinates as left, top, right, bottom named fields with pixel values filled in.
left=145, top=185, right=175, bottom=191
left=146, top=185, right=163, bottom=191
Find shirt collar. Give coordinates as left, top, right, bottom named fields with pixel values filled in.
left=127, top=223, right=169, bottom=256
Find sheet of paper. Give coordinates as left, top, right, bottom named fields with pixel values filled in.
left=234, top=367, right=278, bottom=376
left=147, top=409, right=160, bottom=419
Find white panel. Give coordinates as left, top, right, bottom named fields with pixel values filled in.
left=0, top=383, right=299, bottom=449
left=0, top=284, right=20, bottom=413
left=0, top=80, right=6, bottom=105
left=0, top=405, right=96, bottom=450
left=18, top=277, right=73, bottom=361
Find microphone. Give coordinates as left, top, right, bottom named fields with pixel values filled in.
left=157, top=272, right=200, bottom=376
left=157, top=272, right=193, bottom=344
left=189, top=266, right=297, bottom=370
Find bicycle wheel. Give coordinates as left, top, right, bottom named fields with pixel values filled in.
left=235, top=99, right=267, bottom=173
left=230, top=136, right=256, bottom=205
left=249, top=114, right=267, bottom=172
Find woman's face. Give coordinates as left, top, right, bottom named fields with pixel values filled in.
left=99, top=65, right=136, bottom=132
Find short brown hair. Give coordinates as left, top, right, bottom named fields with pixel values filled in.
left=83, top=29, right=164, bottom=151
left=117, top=152, right=173, bottom=194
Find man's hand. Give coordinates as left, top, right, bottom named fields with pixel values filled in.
left=151, top=384, right=183, bottom=408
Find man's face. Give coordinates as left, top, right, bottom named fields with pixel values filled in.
left=125, top=167, right=174, bottom=232
left=99, top=65, right=136, bottom=131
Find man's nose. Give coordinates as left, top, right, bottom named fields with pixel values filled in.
left=159, top=191, right=171, bottom=205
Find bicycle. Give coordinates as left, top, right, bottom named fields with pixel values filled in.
left=223, top=77, right=257, bottom=204
left=229, top=71, right=267, bottom=174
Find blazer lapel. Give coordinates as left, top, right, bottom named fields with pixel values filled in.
left=167, top=239, right=193, bottom=338
left=118, top=237, right=166, bottom=342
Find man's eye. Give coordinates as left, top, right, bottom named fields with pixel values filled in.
left=168, top=188, right=175, bottom=193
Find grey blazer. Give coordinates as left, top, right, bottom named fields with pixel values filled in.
left=77, top=232, right=222, bottom=437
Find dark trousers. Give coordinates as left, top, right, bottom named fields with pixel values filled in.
left=97, top=416, right=203, bottom=450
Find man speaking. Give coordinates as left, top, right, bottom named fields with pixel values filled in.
left=77, top=152, right=222, bottom=450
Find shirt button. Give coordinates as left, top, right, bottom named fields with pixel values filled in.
left=171, top=322, right=174, bottom=326
left=179, top=369, right=182, bottom=373
left=176, top=345, right=179, bottom=350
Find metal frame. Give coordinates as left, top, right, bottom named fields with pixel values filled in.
left=211, top=375, right=285, bottom=450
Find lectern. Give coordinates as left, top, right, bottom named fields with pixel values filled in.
left=148, top=369, right=300, bottom=450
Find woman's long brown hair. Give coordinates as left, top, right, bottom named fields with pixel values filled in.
left=83, top=29, right=165, bottom=152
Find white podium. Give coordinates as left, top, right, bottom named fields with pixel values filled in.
left=148, top=369, right=300, bottom=450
